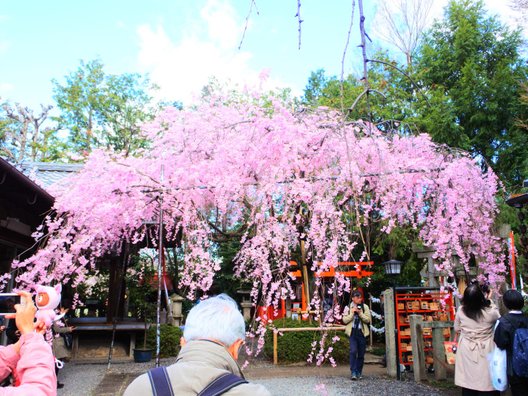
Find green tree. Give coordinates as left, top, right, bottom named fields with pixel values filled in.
left=52, top=59, right=158, bottom=158
left=301, top=53, right=420, bottom=135
left=0, top=100, right=63, bottom=163
left=416, top=0, right=528, bottom=187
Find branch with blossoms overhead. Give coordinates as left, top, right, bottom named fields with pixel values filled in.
left=8, top=87, right=506, bottom=360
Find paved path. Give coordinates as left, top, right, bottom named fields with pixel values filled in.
left=57, top=356, right=457, bottom=396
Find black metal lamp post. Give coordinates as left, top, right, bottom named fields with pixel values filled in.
left=383, top=259, right=403, bottom=276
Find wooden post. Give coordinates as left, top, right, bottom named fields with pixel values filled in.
left=432, top=326, right=446, bottom=380
left=273, top=331, right=278, bottom=365
left=382, top=288, right=397, bottom=378
left=409, top=314, right=426, bottom=382
left=369, top=294, right=373, bottom=347
left=300, top=239, right=310, bottom=309
left=429, top=321, right=454, bottom=380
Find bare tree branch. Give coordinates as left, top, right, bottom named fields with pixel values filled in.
left=340, top=1, right=356, bottom=114
left=238, top=0, right=259, bottom=50
left=296, top=0, right=303, bottom=50
left=376, top=0, right=433, bottom=68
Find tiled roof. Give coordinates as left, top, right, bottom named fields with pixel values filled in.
left=18, top=162, right=83, bottom=189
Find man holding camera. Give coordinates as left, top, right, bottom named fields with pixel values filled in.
left=343, top=290, right=371, bottom=380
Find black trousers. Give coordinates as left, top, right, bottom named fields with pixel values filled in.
left=461, top=388, right=499, bottom=396
left=349, top=333, right=366, bottom=375
left=509, top=375, right=528, bottom=396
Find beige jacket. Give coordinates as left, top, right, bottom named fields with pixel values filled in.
left=342, top=303, right=371, bottom=337
left=124, top=340, right=271, bottom=396
left=52, top=323, right=72, bottom=360
left=454, top=304, right=500, bottom=392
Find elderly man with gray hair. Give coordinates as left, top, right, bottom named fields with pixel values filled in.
left=124, top=294, right=270, bottom=396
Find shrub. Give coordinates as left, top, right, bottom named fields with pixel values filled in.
left=263, top=318, right=349, bottom=364
left=145, top=324, right=183, bottom=358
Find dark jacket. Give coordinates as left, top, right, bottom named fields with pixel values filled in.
left=493, top=312, right=528, bottom=380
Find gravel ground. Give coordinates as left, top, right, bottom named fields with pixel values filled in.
left=56, top=358, right=179, bottom=396
left=257, top=376, right=454, bottom=396
left=57, top=359, right=456, bottom=396
left=56, top=362, right=107, bottom=396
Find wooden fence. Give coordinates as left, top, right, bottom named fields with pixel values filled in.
left=409, top=314, right=454, bottom=381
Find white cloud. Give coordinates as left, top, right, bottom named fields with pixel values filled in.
left=200, top=0, right=240, bottom=49
left=136, top=0, right=284, bottom=104
left=0, top=82, right=14, bottom=96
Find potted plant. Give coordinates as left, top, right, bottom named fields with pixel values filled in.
left=127, top=257, right=156, bottom=362
left=133, top=295, right=155, bottom=362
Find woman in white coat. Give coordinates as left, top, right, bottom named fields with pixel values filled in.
left=454, top=283, right=500, bottom=396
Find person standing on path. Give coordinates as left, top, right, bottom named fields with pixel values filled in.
left=493, top=289, right=528, bottom=396
left=454, top=284, right=500, bottom=396
left=343, top=290, right=371, bottom=380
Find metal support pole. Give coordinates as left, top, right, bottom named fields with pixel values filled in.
left=155, top=166, right=164, bottom=367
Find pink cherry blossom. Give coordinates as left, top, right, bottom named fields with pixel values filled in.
left=10, top=88, right=505, bottom=360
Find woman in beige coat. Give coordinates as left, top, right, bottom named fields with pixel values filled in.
left=454, top=284, right=500, bottom=396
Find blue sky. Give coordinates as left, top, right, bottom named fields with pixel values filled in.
left=0, top=0, right=522, bottom=108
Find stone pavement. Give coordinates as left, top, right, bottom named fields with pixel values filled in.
left=93, top=373, right=134, bottom=396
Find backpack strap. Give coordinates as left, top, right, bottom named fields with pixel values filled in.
left=148, top=366, right=175, bottom=396
left=198, top=373, right=248, bottom=396
left=504, top=314, right=528, bottom=329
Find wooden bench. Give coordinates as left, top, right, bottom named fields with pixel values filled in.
left=69, top=318, right=148, bottom=360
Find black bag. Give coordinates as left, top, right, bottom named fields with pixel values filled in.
left=148, top=366, right=247, bottom=396
left=61, top=332, right=73, bottom=349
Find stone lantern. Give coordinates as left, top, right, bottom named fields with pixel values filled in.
left=237, top=290, right=252, bottom=321
left=170, top=294, right=185, bottom=326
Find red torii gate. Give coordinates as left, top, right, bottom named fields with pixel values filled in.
left=258, top=261, right=374, bottom=321
left=289, top=261, right=374, bottom=315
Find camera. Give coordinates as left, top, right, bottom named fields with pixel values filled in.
left=0, top=293, right=21, bottom=315
left=470, top=279, right=490, bottom=295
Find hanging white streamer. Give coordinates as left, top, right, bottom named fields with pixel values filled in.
left=370, top=325, right=385, bottom=333
left=371, top=310, right=383, bottom=320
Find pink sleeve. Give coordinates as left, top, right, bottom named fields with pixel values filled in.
left=0, top=345, right=19, bottom=380
left=0, top=333, right=56, bottom=396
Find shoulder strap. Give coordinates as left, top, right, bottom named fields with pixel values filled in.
left=148, top=366, right=174, bottom=396
left=198, top=373, right=248, bottom=396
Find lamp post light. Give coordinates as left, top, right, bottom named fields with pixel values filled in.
left=383, top=259, right=403, bottom=276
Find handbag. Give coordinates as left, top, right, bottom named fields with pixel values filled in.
left=443, top=332, right=458, bottom=365
left=488, top=320, right=507, bottom=391
left=61, top=332, right=73, bottom=349
left=488, top=346, right=507, bottom=391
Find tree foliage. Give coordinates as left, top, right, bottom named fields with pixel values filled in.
left=52, top=59, right=158, bottom=158
left=302, top=54, right=420, bottom=135
left=304, top=0, right=528, bottom=190
left=0, top=101, right=62, bottom=163
left=416, top=0, right=528, bottom=187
